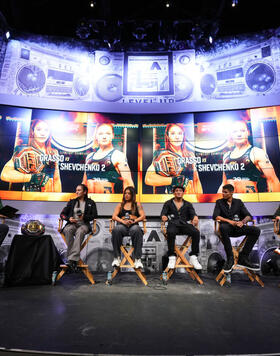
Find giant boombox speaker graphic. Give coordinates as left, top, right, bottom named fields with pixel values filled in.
left=199, top=37, right=280, bottom=99
left=0, top=40, right=92, bottom=100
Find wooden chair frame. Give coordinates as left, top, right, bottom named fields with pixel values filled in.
left=214, top=220, right=264, bottom=287
left=160, top=221, right=203, bottom=285
left=108, top=219, right=148, bottom=286
left=56, top=218, right=97, bottom=285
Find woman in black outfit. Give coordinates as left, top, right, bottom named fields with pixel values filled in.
left=111, top=186, right=145, bottom=269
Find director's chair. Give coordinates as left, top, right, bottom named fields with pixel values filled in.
left=215, top=220, right=264, bottom=287
left=56, top=218, right=97, bottom=285
left=108, top=219, right=148, bottom=286
left=160, top=221, right=204, bottom=285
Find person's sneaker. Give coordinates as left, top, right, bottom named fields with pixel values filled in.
left=223, top=256, right=234, bottom=273
left=112, top=257, right=121, bottom=267
left=167, top=255, right=176, bottom=269
left=237, top=255, right=260, bottom=271
left=189, top=255, right=202, bottom=270
left=134, top=258, right=143, bottom=269
left=274, top=248, right=280, bottom=255
left=66, top=260, right=77, bottom=272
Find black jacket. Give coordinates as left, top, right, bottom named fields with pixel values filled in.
left=160, top=198, right=196, bottom=225
left=212, top=198, right=251, bottom=221
left=60, top=197, right=97, bottom=230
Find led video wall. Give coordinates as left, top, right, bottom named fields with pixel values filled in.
left=1, top=104, right=280, bottom=202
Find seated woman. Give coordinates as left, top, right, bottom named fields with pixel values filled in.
left=60, top=184, right=97, bottom=270
left=111, top=186, right=145, bottom=269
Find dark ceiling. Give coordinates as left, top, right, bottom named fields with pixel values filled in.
left=0, top=0, right=279, bottom=40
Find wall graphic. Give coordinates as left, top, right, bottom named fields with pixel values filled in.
left=1, top=104, right=280, bottom=202
left=0, top=31, right=280, bottom=107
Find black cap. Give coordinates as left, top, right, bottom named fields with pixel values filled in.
left=172, top=185, right=185, bottom=193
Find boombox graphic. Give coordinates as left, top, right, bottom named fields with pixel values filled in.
left=0, top=40, right=92, bottom=100
left=199, top=37, right=280, bottom=99
left=93, top=50, right=199, bottom=103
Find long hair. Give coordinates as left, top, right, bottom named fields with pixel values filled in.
left=164, top=123, right=190, bottom=157
left=28, top=119, right=53, bottom=154
left=120, top=186, right=137, bottom=215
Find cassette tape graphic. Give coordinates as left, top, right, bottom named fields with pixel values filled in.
left=199, top=37, right=280, bottom=99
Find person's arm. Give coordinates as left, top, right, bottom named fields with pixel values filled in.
left=112, top=203, right=129, bottom=226
left=53, top=161, right=62, bottom=192
left=133, top=202, right=145, bottom=224
left=217, top=172, right=227, bottom=193
left=213, top=201, right=235, bottom=225
left=273, top=205, right=280, bottom=220
left=237, top=200, right=252, bottom=227
left=84, top=200, right=98, bottom=222
left=145, top=163, right=172, bottom=186
left=160, top=201, right=169, bottom=222
left=192, top=169, right=203, bottom=194
left=1, top=159, right=32, bottom=183
left=252, top=147, right=280, bottom=192
left=60, top=200, right=73, bottom=222
left=112, top=151, right=134, bottom=189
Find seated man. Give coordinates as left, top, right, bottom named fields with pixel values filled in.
left=0, top=198, right=9, bottom=247
left=273, top=206, right=280, bottom=255
left=160, top=185, right=202, bottom=270
left=213, top=183, right=260, bottom=273
left=60, top=184, right=97, bottom=270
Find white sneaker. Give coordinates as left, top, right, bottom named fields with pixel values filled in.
left=134, top=258, right=143, bottom=269
left=189, top=255, right=202, bottom=270
left=112, top=257, right=121, bottom=267
left=167, top=255, right=176, bottom=269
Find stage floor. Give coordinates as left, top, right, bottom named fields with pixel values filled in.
left=0, top=272, right=279, bottom=356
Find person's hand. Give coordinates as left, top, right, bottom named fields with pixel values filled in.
left=192, top=216, right=199, bottom=226
left=69, top=217, right=78, bottom=223
left=276, top=216, right=280, bottom=221
left=122, top=219, right=130, bottom=226
left=229, top=220, right=237, bottom=226
left=236, top=221, right=244, bottom=228
left=162, top=215, right=168, bottom=222
left=0, top=214, right=7, bottom=219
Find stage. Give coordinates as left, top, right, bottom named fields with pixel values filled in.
left=0, top=272, right=279, bottom=356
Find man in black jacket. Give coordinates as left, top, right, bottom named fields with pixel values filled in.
left=60, top=184, right=97, bottom=269
left=0, top=198, right=9, bottom=246
left=160, top=185, right=202, bottom=270
left=213, top=183, right=260, bottom=273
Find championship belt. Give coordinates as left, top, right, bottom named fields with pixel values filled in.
left=153, top=150, right=183, bottom=177
left=13, top=146, right=44, bottom=174
left=21, top=220, right=45, bottom=237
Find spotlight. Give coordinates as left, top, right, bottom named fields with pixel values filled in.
left=90, top=1, right=95, bottom=8
left=232, top=0, right=238, bottom=7
left=209, top=35, right=213, bottom=44
left=165, top=1, right=170, bottom=7
left=5, top=31, right=10, bottom=40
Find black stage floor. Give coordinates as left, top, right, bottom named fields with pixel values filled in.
left=0, top=272, right=279, bottom=356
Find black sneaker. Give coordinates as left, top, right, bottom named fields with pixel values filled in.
left=223, top=256, right=234, bottom=273
left=237, top=255, right=260, bottom=271
left=66, top=260, right=77, bottom=272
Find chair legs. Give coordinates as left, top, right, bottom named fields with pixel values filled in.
left=56, top=259, right=95, bottom=285
left=109, top=245, right=148, bottom=286
left=161, top=238, right=204, bottom=285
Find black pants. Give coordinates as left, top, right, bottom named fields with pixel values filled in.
left=166, top=222, right=200, bottom=257
left=219, top=223, right=260, bottom=259
left=111, top=224, right=143, bottom=259
left=0, top=223, right=9, bottom=246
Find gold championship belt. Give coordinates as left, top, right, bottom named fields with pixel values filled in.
left=153, top=150, right=183, bottom=177
left=21, top=220, right=45, bottom=237
left=13, top=146, right=44, bottom=174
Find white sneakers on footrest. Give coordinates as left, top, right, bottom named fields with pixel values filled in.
left=189, top=255, right=202, bottom=270
left=112, top=257, right=121, bottom=267
left=167, top=255, right=176, bottom=269
left=134, top=259, right=143, bottom=269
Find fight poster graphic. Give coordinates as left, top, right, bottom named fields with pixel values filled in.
left=0, top=106, right=139, bottom=202
left=141, top=107, right=280, bottom=202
